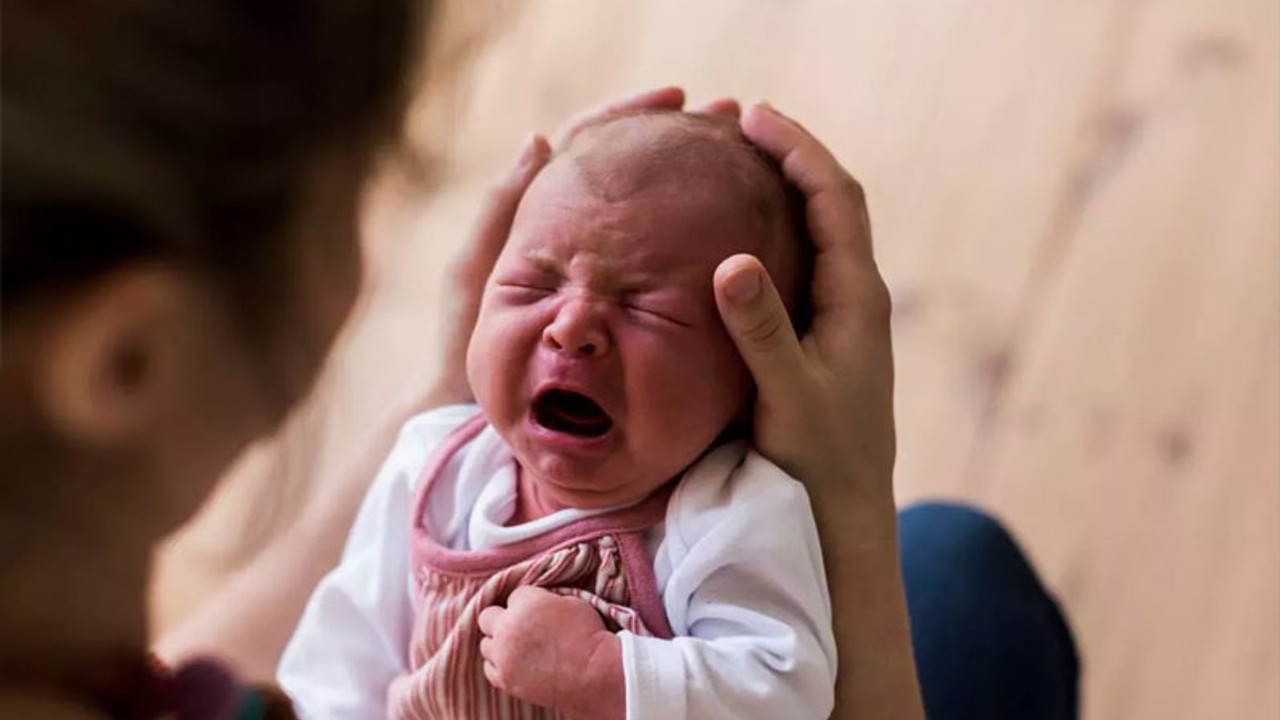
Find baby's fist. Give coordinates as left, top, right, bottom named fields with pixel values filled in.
left=477, top=586, right=624, bottom=720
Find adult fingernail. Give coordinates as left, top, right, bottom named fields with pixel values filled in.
left=515, top=134, right=540, bottom=168
left=723, top=266, right=761, bottom=303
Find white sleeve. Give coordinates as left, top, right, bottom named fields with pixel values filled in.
left=621, top=447, right=837, bottom=720
left=277, top=404, right=478, bottom=720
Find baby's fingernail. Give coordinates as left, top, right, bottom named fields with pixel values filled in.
left=723, top=266, right=761, bottom=303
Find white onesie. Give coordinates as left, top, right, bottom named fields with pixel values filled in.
left=278, top=404, right=836, bottom=719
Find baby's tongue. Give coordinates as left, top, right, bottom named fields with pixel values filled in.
left=556, top=396, right=602, bottom=422
left=538, top=390, right=612, bottom=437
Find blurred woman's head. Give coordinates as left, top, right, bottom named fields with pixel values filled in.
left=1, top=0, right=426, bottom=559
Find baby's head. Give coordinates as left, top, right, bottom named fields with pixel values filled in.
left=467, top=111, right=809, bottom=510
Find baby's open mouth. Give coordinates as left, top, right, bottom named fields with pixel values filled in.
left=532, top=389, right=613, bottom=438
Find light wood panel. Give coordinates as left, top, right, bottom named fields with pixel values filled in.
left=971, top=3, right=1280, bottom=718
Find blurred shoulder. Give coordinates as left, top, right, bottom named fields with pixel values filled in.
left=0, top=692, right=108, bottom=720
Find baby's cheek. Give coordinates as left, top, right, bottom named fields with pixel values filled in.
left=470, top=309, right=539, bottom=424
left=629, top=333, right=749, bottom=440
left=687, top=320, right=753, bottom=398
left=702, top=339, right=753, bottom=415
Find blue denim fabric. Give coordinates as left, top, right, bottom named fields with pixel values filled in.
left=900, top=502, right=1080, bottom=720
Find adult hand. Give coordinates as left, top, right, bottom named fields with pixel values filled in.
left=423, top=86, right=741, bottom=408
left=714, top=102, right=896, bottom=538
left=718, top=103, right=923, bottom=720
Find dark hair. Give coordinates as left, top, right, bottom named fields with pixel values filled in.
left=2, top=0, right=428, bottom=315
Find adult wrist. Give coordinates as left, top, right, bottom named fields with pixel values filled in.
left=804, top=467, right=898, bottom=546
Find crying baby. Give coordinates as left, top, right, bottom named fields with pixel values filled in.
left=280, top=110, right=836, bottom=720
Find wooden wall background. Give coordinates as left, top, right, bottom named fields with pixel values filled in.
left=152, top=2, right=1280, bottom=719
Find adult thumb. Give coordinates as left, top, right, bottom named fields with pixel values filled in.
left=713, top=254, right=808, bottom=397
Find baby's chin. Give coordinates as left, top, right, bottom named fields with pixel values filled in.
left=511, top=443, right=663, bottom=510
left=492, top=409, right=707, bottom=510
left=544, top=481, right=652, bottom=511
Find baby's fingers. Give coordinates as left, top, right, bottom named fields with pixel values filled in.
left=477, top=605, right=507, bottom=637
left=482, top=657, right=506, bottom=692
left=478, top=631, right=504, bottom=686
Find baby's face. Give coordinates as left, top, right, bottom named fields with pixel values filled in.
left=467, top=156, right=766, bottom=510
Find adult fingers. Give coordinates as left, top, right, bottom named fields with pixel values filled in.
left=426, top=135, right=550, bottom=408
left=552, top=86, right=686, bottom=150
left=696, top=97, right=741, bottom=118
left=713, top=254, right=809, bottom=402
left=740, top=103, right=869, bottom=248
left=455, top=134, right=552, bottom=287
left=741, top=103, right=875, bottom=315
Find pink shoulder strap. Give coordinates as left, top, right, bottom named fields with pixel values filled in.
left=408, top=412, right=489, bottom=539
left=404, top=413, right=675, bottom=639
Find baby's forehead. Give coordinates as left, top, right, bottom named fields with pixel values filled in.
left=560, top=112, right=771, bottom=206
left=517, top=111, right=807, bottom=320
left=511, top=173, right=757, bottom=279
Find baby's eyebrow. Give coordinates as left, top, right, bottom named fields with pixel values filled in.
left=516, top=250, right=564, bottom=275
left=517, top=247, right=680, bottom=293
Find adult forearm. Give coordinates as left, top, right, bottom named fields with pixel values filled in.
left=813, top=487, right=926, bottom=720
left=153, top=401, right=416, bottom=680
left=152, top=509, right=348, bottom=680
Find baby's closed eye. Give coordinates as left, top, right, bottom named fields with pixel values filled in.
left=621, top=292, right=697, bottom=328
left=494, top=269, right=561, bottom=302
left=497, top=281, right=554, bottom=296
left=493, top=272, right=700, bottom=329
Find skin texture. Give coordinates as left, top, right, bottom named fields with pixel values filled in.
left=467, top=120, right=791, bottom=513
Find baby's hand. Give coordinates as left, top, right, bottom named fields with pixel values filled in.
left=477, top=586, right=625, bottom=720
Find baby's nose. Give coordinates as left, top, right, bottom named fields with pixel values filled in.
left=543, top=301, right=610, bottom=358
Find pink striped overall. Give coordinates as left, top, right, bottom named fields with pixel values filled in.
left=387, top=415, right=675, bottom=720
